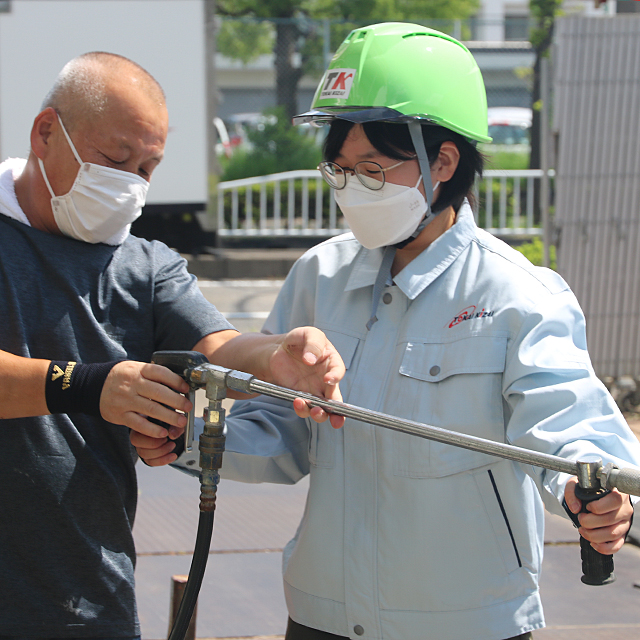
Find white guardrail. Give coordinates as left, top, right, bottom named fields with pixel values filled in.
left=217, top=169, right=555, bottom=239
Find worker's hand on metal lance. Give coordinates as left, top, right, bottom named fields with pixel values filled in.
left=292, top=397, right=345, bottom=429
left=130, top=429, right=183, bottom=467
left=564, top=478, right=633, bottom=554
left=99, top=361, right=192, bottom=437
left=271, top=326, right=345, bottom=390
left=271, top=327, right=346, bottom=429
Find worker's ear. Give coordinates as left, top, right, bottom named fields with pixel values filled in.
left=30, top=107, right=59, bottom=160
left=431, top=141, right=460, bottom=184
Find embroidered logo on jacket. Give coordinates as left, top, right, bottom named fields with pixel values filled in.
left=449, top=306, right=494, bottom=328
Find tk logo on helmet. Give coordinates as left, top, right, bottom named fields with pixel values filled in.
left=320, top=69, right=357, bottom=100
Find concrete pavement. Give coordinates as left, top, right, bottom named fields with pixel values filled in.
left=185, top=249, right=305, bottom=281
left=134, top=437, right=640, bottom=640
left=131, top=274, right=640, bottom=639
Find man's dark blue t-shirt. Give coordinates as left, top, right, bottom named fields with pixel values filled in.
left=0, top=214, right=232, bottom=636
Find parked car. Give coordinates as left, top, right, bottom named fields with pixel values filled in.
left=215, top=111, right=325, bottom=157
left=214, top=112, right=279, bottom=156
left=487, top=106, right=532, bottom=146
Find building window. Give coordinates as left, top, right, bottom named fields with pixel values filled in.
left=504, top=15, right=529, bottom=41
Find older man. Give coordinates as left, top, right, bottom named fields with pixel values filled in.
left=0, top=52, right=342, bottom=637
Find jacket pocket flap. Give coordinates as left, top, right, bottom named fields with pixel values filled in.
left=400, top=334, right=508, bottom=382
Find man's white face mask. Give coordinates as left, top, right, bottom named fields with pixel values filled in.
left=334, top=174, right=439, bottom=250
left=37, top=114, right=149, bottom=245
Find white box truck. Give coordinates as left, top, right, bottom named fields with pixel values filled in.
left=0, top=0, right=211, bottom=250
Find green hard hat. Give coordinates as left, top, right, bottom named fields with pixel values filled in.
left=294, top=22, right=491, bottom=144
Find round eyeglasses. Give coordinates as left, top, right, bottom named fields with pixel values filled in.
left=318, top=158, right=413, bottom=191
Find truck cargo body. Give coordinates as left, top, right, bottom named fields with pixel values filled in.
left=0, top=0, right=207, bottom=222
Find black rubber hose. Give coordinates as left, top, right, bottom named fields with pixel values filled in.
left=167, top=510, right=215, bottom=640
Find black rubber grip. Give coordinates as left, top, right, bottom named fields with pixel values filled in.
left=151, top=350, right=209, bottom=377
left=572, top=485, right=615, bottom=585
left=149, top=351, right=207, bottom=457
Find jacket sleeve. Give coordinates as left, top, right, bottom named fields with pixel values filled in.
left=221, top=396, right=311, bottom=484
left=169, top=396, right=312, bottom=484
left=170, top=262, right=314, bottom=485
left=502, top=286, right=640, bottom=516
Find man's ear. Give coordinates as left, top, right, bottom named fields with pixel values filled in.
left=30, top=107, right=58, bottom=160
left=433, top=141, right=460, bottom=183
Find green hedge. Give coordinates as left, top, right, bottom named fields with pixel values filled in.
left=220, top=106, right=322, bottom=182
left=514, top=237, right=557, bottom=269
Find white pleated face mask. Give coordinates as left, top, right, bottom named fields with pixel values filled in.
left=334, top=174, right=438, bottom=250
left=37, top=114, right=149, bottom=245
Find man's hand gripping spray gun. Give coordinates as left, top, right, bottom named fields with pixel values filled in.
left=153, top=350, right=640, bottom=639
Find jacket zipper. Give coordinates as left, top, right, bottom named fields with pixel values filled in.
left=488, top=469, right=522, bottom=568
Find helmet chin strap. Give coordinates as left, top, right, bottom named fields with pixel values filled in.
left=394, top=120, right=438, bottom=249
left=367, top=121, right=439, bottom=330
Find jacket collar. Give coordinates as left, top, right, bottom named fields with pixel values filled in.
left=344, top=201, right=478, bottom=299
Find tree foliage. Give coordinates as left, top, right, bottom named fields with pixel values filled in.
left=528, top=0, right=562, bottom=171
left=216, top=0, right=481, bottom=119
left=216, top=20, right=274, bottom=65
left=529, top=0, right=562, bottom=55
left=220, top=106, right=323, bottom=181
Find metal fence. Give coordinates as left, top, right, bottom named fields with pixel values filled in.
left=553, top=15, right=640, bottom=381
left=216, top=169, right=553, bottom=239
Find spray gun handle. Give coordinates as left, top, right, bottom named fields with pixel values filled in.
left=151, top=350, right=209, bottom=453
left=573, top=485, right=615, bottom=585
left=565, top=459, right=615, bottom=585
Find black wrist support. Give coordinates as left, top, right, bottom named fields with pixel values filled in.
left=45, top=360, right=120, bottom=417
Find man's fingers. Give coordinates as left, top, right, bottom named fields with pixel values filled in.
left=309, top=406, right=328, bottom=422
left=590, top=538, right=625, bottom=555
left=584, top=489, right=628, bottom=515
left=323, top=376, right=343, bottom=403
left=131, top=377, right=192, bottom=415
left=139, top=362, right=190, bottom=394
left=130, top=430, right=179, bottom=449
left=138, top=443, right=179, bottom=467
left=130, top=430, right=180, bottom=467
left=579, top=508, right=627, bottom=530
left=324, top=357, right=345, bottom=387
left=293, top=397, right=311, bottom=418
left=123, top=410, right=186, bottom=438
left=580, top=518, right=630, bottom=541
left=285, top=327, right=346, bottom=383
left=302, top=351, right=319, bottom=365
left=101, top=362, right=192, bottom=429
left=292, top=397, right=346, bottom=429
left=578, top=491, right=632, bottom=528
left=579, top=521, right=630, bottom=555
left=124, top=412, right=168, bottom=437
left=138, top=395, right=189, bottom=428
left=573, top=488, right=633, bottom=556
left=110, top=361, right=190, bottom=397
left=564, top=478, right=581, bottom=513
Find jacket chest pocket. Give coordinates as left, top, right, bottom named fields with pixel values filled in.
left=392, top=333, right=508, bottom=478
left=308, top=328, right=360, bottom=468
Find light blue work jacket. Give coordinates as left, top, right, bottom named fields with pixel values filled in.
left=176, top=203, right=640, bottom=640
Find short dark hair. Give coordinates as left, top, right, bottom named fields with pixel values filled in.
left=323, top=119, right=484, bottom=214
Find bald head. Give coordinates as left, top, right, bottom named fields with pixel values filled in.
left=15, top=52, right=168, bottom=233
left=41, top=52, right=166, bottom=131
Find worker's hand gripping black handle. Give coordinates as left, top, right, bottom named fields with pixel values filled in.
left=566, top=485, right=615, bottom=585
left=151, top=351, right=209, bottom=455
